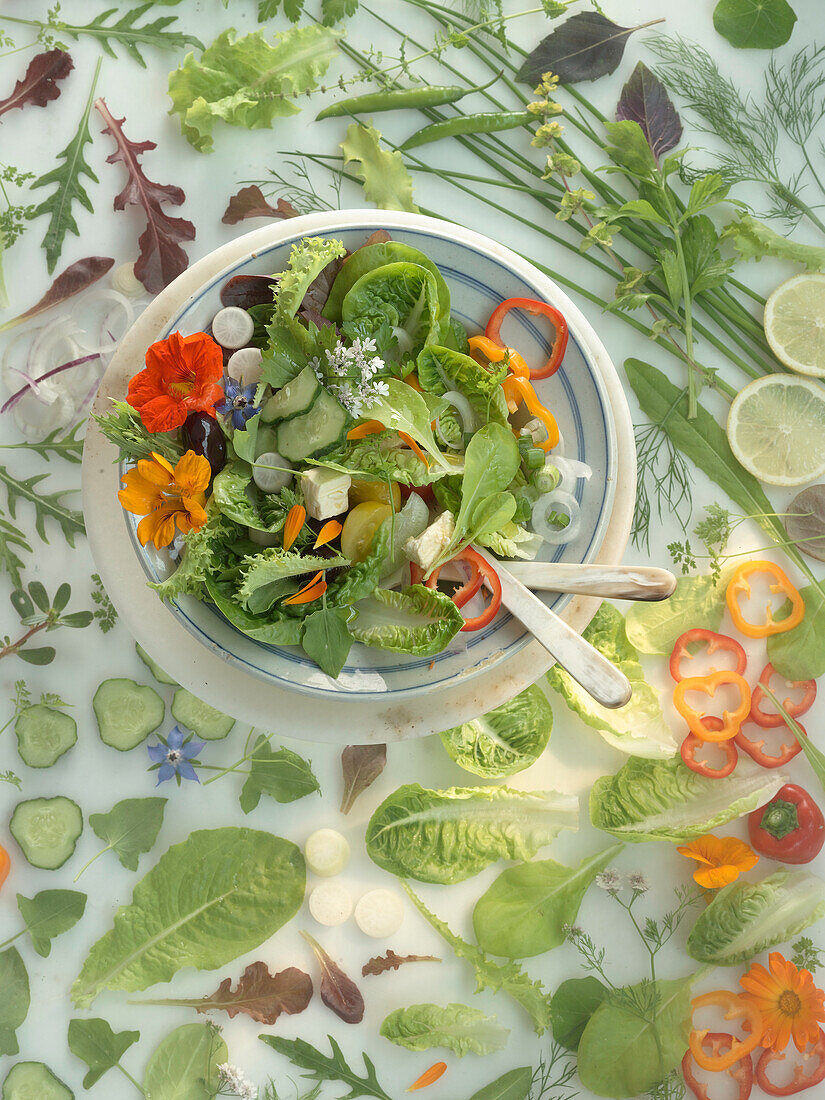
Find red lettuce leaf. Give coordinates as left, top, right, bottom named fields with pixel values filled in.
left=340, top=743, right=387, bottom=814
left=0, top=256, right=114, bottom=334
left=222, top=185, right=299, bottom=224
left=0, top=50, right=74, bottom=120
left=95, top=97, right=195, bottom=294
left=135, top=962, right=313, bottom=1024
left=362, top=950, right=441, bottom=977
left=616, top=61, right=682, bottom=163
left=303, top=932, right=364, bottom=1024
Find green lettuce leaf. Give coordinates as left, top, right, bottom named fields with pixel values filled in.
left=149, top=508, right=237, bottom=603
left=168, top=25, right=339, bottom=153
left=366, top=782, right=578, bottom=883
left=359, top=379, right=463, bottom=476
left=237, top=549, right=349, bottom=613
left=625, top=571, right=731, bottom=655
left=349, top=584, right=463, bottom=656
left=478, top=521, right=543, bottom=560
left=72, top=828, right=305, bottom=1007
left=324, top=240, right=450, bottom=321
left=417, top=344, right=509, bottom=427
left=590, top=756, right=787, bottom=843
left=204, top=574, right=303, bottom=646
left=438, top=684, right=553, bottom=778
left=325, top=520, right=390, bottom=608
left=546, top=602, right=678, bottom=758
left=721, top=214, right=825, bottom=272
left=341, top=122, right=419, bottom=212
left=317, top=431, right=439, bottom=486
left=342, top=261, right=442, bottom=365
left=273, top=236, right=346, bottom=321
left=687, top=869, right=825, bottom=965
left=380, top=1003, right=509, bottom=1057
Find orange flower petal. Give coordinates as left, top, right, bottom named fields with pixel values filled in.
left=283, top=504, right=307, bottom=552
left=137, top=504, right=180, bottom=549
left=283, top=572, right=326, bottom=605
left=314, top=519, right=342, bottom=549
left=677, top=833, right=758, bottom=889
left=174, top=450, right=212, bottom=495
left=692, top=865, right=741, bottom=889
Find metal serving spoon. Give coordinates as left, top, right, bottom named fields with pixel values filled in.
left=503, top=562, right=676, bottom=602
left=471, top=546, right=634, bottom=710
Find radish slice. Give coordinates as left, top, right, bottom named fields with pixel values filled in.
left=227, top=346, right=263, bottom=386
left=354, top=888, right=404, bottom=938
left=253, top=452, right=293, bottom=495
left=212, top=306, right=254, bottom=349
left=309, top=881, right=353, bottom=926
left=305, top=828, right=350, bottom=876
left=532, top=489, right=583, bottom=545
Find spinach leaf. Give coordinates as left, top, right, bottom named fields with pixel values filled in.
left=81, top=797, right=167, bottom=875
left=472, top=844, right=624, bottom=959
left=16, top=889, right=87, bottom=957
left=466, top=1068, right=533, bottom=1100
left=143, top=1023, right=227, bottom=1100
left=551, top=976, right=610, bottom=1051
left=625, top=572, right=729, bottom=654
left=380, top=1002, right=509, bottom=1056
left=302, top=607, right=353, bottom=678
left=768, top=584, right=825, bottom=680
left=615, top=61, right=682, bottom=163
left=0, top=947, right=29, bottom=1055
left=68, top=1017, right=140, bottom=1089
left=713, top=0, right=797, bottom=49
left=239, top=736, right=320, bottom=814
left=71, top=828, right=305, bottom=1007
left=577, top=975, right=694, bottom=1098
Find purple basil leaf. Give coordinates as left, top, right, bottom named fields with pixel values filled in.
left=517, top=12, right=656, bottom=86
left=616, top=61, right=682, bottom=163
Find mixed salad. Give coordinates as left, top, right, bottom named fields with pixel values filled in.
left=97, top=232, right=579, bottom=677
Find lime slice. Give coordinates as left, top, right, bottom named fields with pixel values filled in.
left=726, top=374, right=825, bottom=486
left=764, top=272, right=825, bottom=377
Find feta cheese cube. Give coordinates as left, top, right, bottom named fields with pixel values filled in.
left=302, top=467, right=351, bottom=520
left=404, top=510, right=455, bottom=573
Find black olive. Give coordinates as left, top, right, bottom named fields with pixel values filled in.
left=182, top=411, right=227, bottom=475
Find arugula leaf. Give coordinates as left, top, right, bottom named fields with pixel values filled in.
left=30, top=58, right=101, bottom=273
left=143, top=1023, right=227, bottom=1099
left=239, top=736, right=320, bottom=814
left=262, top=1035, right=392, bottom=1100
left=341, top=123, right=419, bottom=212
left=302, top=607, right=353, bottom=678
left=168, top=25, right=340, bottom=153
left=0, top=514, right=30, bottom=589
left=721, top=213, right=825, bottom=272
left=713, top=0, right=797, bottom=49
left=79, top=797, right=168, bottom=876
left=68, top=1017, right=140, bottom=1089
left=16, top=889, right=87, bottom=957
left=0, top=947, right=29, bottom=1056
left=0, top=464, right=84, bottom=547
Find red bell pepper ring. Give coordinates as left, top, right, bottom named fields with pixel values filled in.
left=682, top=1032, right=754, bottom=1100
left=750, top=663, right=817, bottom=728
left=681, top=718, right=738, bottom=778
left=484, top=297, right=569, bottom=379
left=755, top=1027, right=825, bottom=1095
left=748, top=784, right=825, bottom=865
left=670, top=628, right=748, bottom=683
left=415, top=548, right=502, bottom=632
left=673, top=670, right=752, bottom=742
left=735, top=722, right=804, bottom=769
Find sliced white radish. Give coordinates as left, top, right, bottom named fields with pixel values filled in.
left=228, top=346, right=264, bottom=387
left=305, top=828, right=350, bottom=876
left=111, top=262, right=146, bottom=298
left=212, top=306, right=254, bottom=349
left=309, top=881, right=353, bottom=926
left=354, top=888, right=404, bottom=938
left=252, top=451, right=293, bottom=495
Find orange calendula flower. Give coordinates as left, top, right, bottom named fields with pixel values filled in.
left=118, top=450, right=211, bottom=550
left=740, top=952, right=825, bottom=1052
left=676, top=833, right=759, bottom=889
left=127, top=330, right=224, bottom=433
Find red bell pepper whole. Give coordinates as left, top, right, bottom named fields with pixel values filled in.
left=735, top=723, right=803, bottom=769
left=750, top=663, right=817, bottom=728
left=748, top=784, right=825, bottom=864
left=681, top=718, right=738, bottom=778
left=755, top=1028, right=825, bottom=1095
left=682, top=1032, right=754, bottom=1100
left=670, top=628, right=748, bottom=683
left=484, top=296, right=569, bottom=379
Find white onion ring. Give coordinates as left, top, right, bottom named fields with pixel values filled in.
left=75, top=290, right=135, bottom=355
left=551, top=454, right=593, bottom=494
left=532, top=489, right=582, bottom=545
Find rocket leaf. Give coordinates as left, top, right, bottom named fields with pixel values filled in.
left=616, top=61, right=682, bottom=163
left=96, top=97, right=195, bottom=294
left=0, top=50, right=74, bottom=120
left=517, top=12, right=658, bottom=86
left=340, top=743, right=387, bottom=813
left=362, top=950, right=441, bottom=977
left=260, top=1035, right=393, bottom=1100
left=68, top=1017, right=140, bottom=1089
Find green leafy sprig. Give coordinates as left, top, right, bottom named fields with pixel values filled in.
left=2, top=582, right=92, bottom=665
left=259, top=1035, right=393, bottom=1100
left=90, top=573, right=117, bottom=633
left=0, top=423, right=85, bottom=464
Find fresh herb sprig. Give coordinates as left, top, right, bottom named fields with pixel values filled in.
left=90, top=573, right=117, bottom=633
left=792, top=936, right=825, bottom=972
left=2, top=581, right=92, bottom=665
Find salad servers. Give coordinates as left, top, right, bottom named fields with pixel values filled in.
left=472, top=546, right=634, bottom=710
left=503, top=562, right=676, bottom=602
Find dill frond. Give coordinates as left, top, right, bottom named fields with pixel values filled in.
left=632, top=420, right=693, bottom=551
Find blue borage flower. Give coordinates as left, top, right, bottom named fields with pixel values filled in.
left=217, top=378, right=261, bottom=429
left=147, top=725, right=206, bottom=785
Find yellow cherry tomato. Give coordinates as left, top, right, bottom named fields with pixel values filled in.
left=348, top=478, right=401, bottom=511
left=341, top=501, right=392, bottom=563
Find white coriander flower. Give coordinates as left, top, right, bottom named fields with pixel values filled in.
left=218, top=1064, right=258, bottom=1099
left=595, top=869, right=622, bottom=893
left=627, top=871, right=650, bottom=894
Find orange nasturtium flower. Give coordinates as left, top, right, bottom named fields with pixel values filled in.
left=740, top=951, right=825, bottom=1052
left=118, top=450, right=211, bottom=550
left=676, top=833, right=759, bottom=889
left=127, top=330, right=225, bottom=433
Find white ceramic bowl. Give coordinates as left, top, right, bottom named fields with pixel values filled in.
left=83, top=210, right=635, bottom=743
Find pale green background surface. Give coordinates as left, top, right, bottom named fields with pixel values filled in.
left=1, top=0, right=824, bottom=1096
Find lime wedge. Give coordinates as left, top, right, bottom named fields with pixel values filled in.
left=726, top=373, right=825, bottom=486
left=764, top=272, right=825, bottom=377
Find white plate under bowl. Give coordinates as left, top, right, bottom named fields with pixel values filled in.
left=83, top=210, right=635, bottom=742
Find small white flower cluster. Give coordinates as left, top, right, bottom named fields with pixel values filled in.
left=218, top=1063, right=258, bottom=1100
left=310, top=335, right=389, bottom=418
left=594, top=869, right=649, bottom=894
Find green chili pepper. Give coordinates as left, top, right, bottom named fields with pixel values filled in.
left=316, top=76, right=498, bottom=120
left=400, top=110, right=534, bottom=150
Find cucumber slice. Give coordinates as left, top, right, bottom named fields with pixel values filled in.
left=93, top=678, right=165, bottom=750
left=10, top=797, right=83, bottom=870
left=261, top=364, right=320, bottom=422
left=277, top=388, right=349, bottom=462
left=171, top=688, right=235, bottom=740
left=136, top=642, right=178, bottom=686
left=3, top=1063, right=74, bottom=1100
left=15, top=704, right=77, bottom=768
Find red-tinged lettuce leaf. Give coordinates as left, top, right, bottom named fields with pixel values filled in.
left=0, top=256, right=114, bottom=334
left=302, top=932, right=364, bottom=1024
left=95, top=97, right=195, bottom=294
left=222, top=185, right=299, bottom=225
left=362, top=950, right=441, bottom=977
left=517, top=12, right=661, bottom=86
left=340, top=743, right=387, bottom=814
left=135, top=962, right=313, bottom=1024
left=0, top=50, right=74, bottom=120
left=220, top=274, right=279, bottom=310
left=616, top=61, right=682, bottom=163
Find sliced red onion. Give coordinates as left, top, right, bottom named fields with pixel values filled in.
left=532, top=489, right=582, bottom=545
left=1, top=353, right=100, bottom=414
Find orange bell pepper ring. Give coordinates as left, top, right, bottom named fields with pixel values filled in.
left=726, top=560, right=805, bottom=638
left=0, top=845, right=9, bottom=891
left=467, top=334, right=530, bottom=378
left=501, top=375, right=560, bottom=452
left=689, top=991, right=764, bottom=1071
left=673, top=670, right=752, bottom=742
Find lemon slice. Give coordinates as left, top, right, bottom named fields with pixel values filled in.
left=726, top=374, right=825, bottom=486
left=764, top=272, right=825, bottom=376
